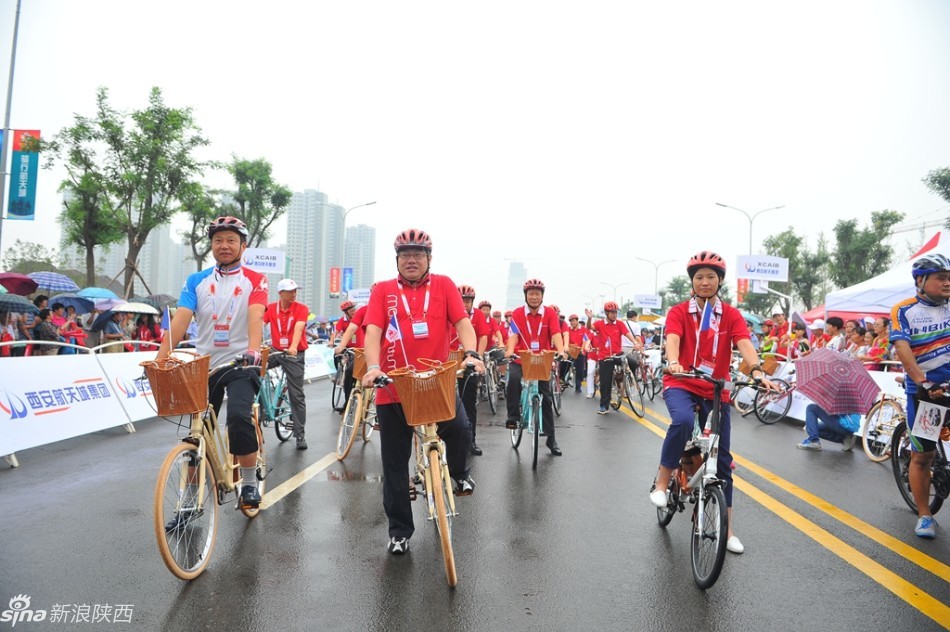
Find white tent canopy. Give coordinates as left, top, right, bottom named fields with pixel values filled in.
left=825, top=230, right=949, bottom=314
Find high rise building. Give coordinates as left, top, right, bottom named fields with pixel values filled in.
left=285, top=189, right=344, bottom=317
left=344, top=223, right=376, bottom=292
left=505, top=261, right=527, bottom=310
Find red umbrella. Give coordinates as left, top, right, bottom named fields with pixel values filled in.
left=795, top=347, right=881, bottom=415
left=0, top=272, right=39, bottom=296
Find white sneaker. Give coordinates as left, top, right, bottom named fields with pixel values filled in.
left=841, top=434, right=856, bottom=451
left=585, top=393, right=593, bottom=399
left=649, top=489, right=668, bottom=508
left=726, top=536, right=744, bottom=554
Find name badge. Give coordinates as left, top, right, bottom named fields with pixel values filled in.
left=912, top=400, right=947, bottom=443
left=412, top=320, right=429, bottom=339
left=279, top=337, right=289, bottom=348
left=213, top=323, right=230, bottom=347
left=697, top=359, right=715, bottom=375
left=530, top=341, right=540, bottom=351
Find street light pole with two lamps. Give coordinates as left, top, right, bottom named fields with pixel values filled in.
left=633, top=257, right=676, bottom=295
left=339, top=200, right=377, bottom=296
left=600, top=281, right=629, bottom=306
left=714, top=202, right=785, bottom=254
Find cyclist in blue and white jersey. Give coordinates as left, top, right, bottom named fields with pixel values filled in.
left=890, top=253, right=950, bottom=539
left=157, top=216, right=269, bottom=509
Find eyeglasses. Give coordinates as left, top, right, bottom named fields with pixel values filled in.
left=397, top=251, right=427, bottom=261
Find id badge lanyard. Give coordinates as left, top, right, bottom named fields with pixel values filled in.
left=692, top=298, right=721, bottom=372
left=523, top=305, right=545, bottom=351
left=275, top=308, right=294, bottom=348
left=210, top=278, right=239, bottom=346
left=398, top=281, right=431, bottom=339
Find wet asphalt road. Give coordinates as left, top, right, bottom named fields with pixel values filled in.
left=1, top=378, right=948, bottom=632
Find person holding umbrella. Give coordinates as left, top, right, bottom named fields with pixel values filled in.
left=890, top=254, right=950, bottom=539
left=796, top=404, right=861, bottom=451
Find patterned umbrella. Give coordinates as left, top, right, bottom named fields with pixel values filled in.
left=0, top=272, right=39, bottom=296
left=28, top=271, right=80, bottom=293
left=115, top=301, right=160, bottom=315
left=795, top=347, right=881, bottom=415
left=142, top=294, right=177, bottom=309
left=0, top=294, right=40, bottom=315
left=48, top=292, right=96, bottom=315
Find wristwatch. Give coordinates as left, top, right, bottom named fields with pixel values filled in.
left=463, top=350, right=480, bottom=360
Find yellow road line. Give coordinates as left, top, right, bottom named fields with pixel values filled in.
left=619, top=403, right=950, bottom=629
left=260, top=451, right=338, bottom=509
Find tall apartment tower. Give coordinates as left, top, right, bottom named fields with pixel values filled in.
left=344, top=223, right=377, bottom=292
left=505, top=261, right=528, bottom=311
left=286, top=189, right=344, bottom=317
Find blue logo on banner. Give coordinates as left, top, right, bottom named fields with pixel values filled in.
left=342, top=267, right=353, bottom=294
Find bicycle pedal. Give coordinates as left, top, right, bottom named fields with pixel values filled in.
left=409, top=484, right=418, bottom=501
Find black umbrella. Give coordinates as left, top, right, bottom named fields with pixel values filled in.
left=142, top=294, right=177, bottom=310
left=0, top=294, right=39, bottom=315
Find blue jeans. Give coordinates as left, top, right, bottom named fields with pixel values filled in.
left=660, top=387, right=734, bottom=507
left=804, top=403, right=850, bottom=443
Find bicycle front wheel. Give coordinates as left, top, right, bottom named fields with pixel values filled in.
left=863, top=400, right=901, bottom=462
left=624, top=370, right=645, bottom=417
left=154, top=442, right=219, bottom=580
left=611, top=375, right=623, bottom=411
left=273, top=381, right=294, bottom=442
left=331, top=363, right=346, bottom=412
left=486, top=365, right=498, bottom=415
left=754, top=379, right=791, bottom=425
left=362, top=391, right=376, bottom=442
left=551, top=374, right=562, bottom=417
left=337, top=389, right=363, bottom=461
left=691, top=484, right=728, bottom=590
left=531, top=394, right=542, bottom=470
left=890, top=421, right=943, bottom=515
left=429, top=448, right=458, bottom=587
left=732, top=383, right=755, bottom=417
left=642, top=365, right=657, bottom=402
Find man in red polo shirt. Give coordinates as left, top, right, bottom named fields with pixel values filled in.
left=332, top=301, right=359, bottom=411
left=504, top=279, right=567, bottom=455
left=264, top=278, right=310, bottom=449
left=453, top=285, right=491, bottom=455
left=586, top=302, right=639, bottom=414
left=362, top=228, right=483, bottom=556
left=567, top=314, right=588, bottom=394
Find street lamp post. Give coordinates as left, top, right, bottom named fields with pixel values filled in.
left=339, top=200, right=376, bottom=296
left=600, top=281, right=629, bottom=305
left=634, top=257, right=676, bottom=294
left=714, top=202, right=785, bottom=254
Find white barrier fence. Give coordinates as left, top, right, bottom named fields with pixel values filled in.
left=0, top=342, right=338, bottom=467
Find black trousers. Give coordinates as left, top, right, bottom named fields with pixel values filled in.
left=458, top=372, right=479, bottom=441
left=378, top=398, right=472, bottom=539
left=599, top=357, right=618, bottom=408
left=572, top=353, right=587, bottom=392
left=209, top=367, right=261, bottom=456
left=505, top=362, right=555, bottom=439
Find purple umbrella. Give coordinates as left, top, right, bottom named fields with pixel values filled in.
left=0, top=272, right=39, bottom=296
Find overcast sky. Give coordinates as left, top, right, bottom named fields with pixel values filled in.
left=1, top=0, right=948, bottom=312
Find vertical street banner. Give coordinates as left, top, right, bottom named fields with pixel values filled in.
left=736, top=278, right=749, bottom=304
left=342, top=267, right=353, bottom=294
left=7, top=129, right=41, bottom=221
left=329, top=267, right=341, bottom=297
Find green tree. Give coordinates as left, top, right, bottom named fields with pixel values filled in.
left=659, top=276, right=691, bottom=310
left=830, top=210, right=904, bottom=288
left=228, top=157, right=292, bottom=247
left=179, top=182, right=234, bottom=271
left=793, top=234, right=832, bottom=311
left=95, top=87, right=209, bottom=297
left=50, top=114, right=124, bottom=286
left=2, top=239, right=58, bottom=274
left=922, top=168, right=950, bottom=228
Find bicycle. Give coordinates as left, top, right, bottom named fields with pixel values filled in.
left=634, top=350, right=661, bottom=403
left=257, top=348, right=294, bottom=442
left=550, top=363, right=563, bottom=417
left=481, top=347, right=505, bottom=415
left=752, top=367, right=794, bottom=425
left=142, top=351, right=269, bottom=580
left=652, top=371, right=754, bottom=589
left=862, top=392, right=905, bottom=462
left=608, top=353, right=645, bottom=417
left=380, top=359, right=466, bottom=588
left=337, top=348, right=378, bottom=461
left=890, top=398, right=950, bottom=516
left=511, top=350, right=555, bottom=470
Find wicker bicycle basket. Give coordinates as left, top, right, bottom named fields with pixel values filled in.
left=519, top=350, right=556, bottom=381
left=567, top=343, right=582, bottom=360
left=448, top=349, right=464, bottom=365
left=387, top=359, right=458, bottom=426
left=140, top=354, right=211, bottom=416
left=351, top=348, right=368, bottom=380
left=739, top=354, right=781, bottom=376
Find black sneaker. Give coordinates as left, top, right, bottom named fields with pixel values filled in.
left=453, top=475, right=475, bottom=496
left=470, top=442, right=483, bottom=456
left=388, top=537, right=410, bottom=555
left=239, top=485, right=261, bottom=509
left=505, top=418, right=518, bottom=429
left=165, top=508, right=202, bottom=532
left=296, top=437, right=308, bottom=450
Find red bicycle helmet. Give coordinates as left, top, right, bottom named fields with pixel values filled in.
left=687, top=250, right=726, bottom=278
left=393, top=228, right=433, bottom=252
left=458, top=285, right=476, bottom=299
left=523, top=278, right=545, bottom=293
left=569, top=314, right=579, bottom=320
left=504, top=310, right=513, bottom=317
left=207, top=216, right=249, bottom=241
left=492, top=310, right=502, bottom=317
left=339, top=301, right=355, bottom=312
left=603, top=301, right=619, bottom=312
left=478, top=300, right=491, bottom=309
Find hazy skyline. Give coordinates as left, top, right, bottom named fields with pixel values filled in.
left=2, top=0, right=948, bottom=313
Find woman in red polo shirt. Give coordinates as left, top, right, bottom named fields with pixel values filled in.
left=648, top=251, right=774, bottom=555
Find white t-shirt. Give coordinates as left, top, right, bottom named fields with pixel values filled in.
left=621, top=319, right=641, bottom=349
